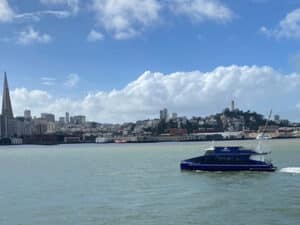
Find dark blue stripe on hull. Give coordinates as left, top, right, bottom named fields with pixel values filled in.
left=180, top=163, right=276, bottom=172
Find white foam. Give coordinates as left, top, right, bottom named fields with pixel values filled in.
left=279, top=167, right=300, bottom=174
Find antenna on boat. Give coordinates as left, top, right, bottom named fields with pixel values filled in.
left=256, top=141, right=262, bottom=153
left=205, top=140, right=215, bottom=151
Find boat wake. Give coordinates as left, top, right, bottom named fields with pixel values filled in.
left=279, top=167, right=300, bottom=174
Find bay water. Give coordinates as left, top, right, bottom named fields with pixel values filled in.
left=0, top=139, right=299, bottom=225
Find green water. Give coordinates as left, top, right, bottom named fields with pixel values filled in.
left=0, top=139, right=299, bottom=225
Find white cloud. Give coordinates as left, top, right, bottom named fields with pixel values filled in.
left=0, top=0, right=14, bottom=22
left=64, top=74, right=80, bottom=87
left=8, top=65, right=300, bottom=123
left=261, top=8, right=300, bottom=39
left=12, top=88, right=53, bottom=113
left=2, top=0, right=235, bottom=40
left=90, top=0, right=235, bottom=39
left=0, top=0, right=71, bottom=23
left=40, top=0, right=80, bottom=14
left=15, top=10, right=71, bottom=21
left=41, top=77, right=56, bottom=86
left=87, top=29, right=104, bottom=42
left=170, top=0, right=234, bottom=23
left=289, top=52, right=300, bottom=73
left=92, top=0, right=161, bottom=39
left=17, top=27, right=52, bottom=45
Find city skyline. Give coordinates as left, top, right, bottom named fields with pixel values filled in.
left=2, top=1, right=300, bottom=122
left=2, top=68, right=300, bottom=124
left=0, top=70, right=299, bottom=145
left=1, top=72, right=288, bottom=128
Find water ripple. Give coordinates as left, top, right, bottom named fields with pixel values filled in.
left=280, top=167, right=300, bottom=174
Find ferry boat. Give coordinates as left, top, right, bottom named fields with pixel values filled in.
left=180, top=146, right=276, bottom=172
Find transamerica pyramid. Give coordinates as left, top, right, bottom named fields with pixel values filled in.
left=2, top=72, right=14, bottom=118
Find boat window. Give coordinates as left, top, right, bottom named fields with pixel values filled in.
left=202, top=155, right=251, bottom=164
left=205, top=150, right=213, bottom=155
left=250, top=155, right=265, bottom=162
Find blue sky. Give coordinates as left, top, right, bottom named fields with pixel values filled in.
left=1, top=0, right=300, bottom=122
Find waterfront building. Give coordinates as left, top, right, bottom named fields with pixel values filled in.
left=274, top=114, right=280, bottom=124
left=169, top=128, right=187, bottom=136
left=32, top=118, right=48, bottom=135
left=64, top=136, right=81, bottom=143
left=14, top=117, right=32, bottom=137
left=280, top=119, right=289, bottom=126
left=23, top=120, right=33, bottom=136
left=46, top=122, right=56, bottom=134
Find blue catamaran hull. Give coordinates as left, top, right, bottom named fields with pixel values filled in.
left=180, top=161, right=276, bottom=172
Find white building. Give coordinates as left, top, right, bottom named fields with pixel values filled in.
left=46, top=122, right=56, bottom=134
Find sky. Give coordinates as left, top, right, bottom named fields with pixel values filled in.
left=1, top=0, right=300, bottom=123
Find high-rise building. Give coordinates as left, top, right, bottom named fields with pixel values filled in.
left=66, top=112, right=70, bottom=123
left=274, top=114, right=280, bottom=123
left=70, top=115, right=86, bottom=125
left=24, top=110, right=32, bottom=120
left=1, top=72, right=15, bottom=138
left=59, top=117, right=65, bottom=123
left=41, top=113, right=55, bottom=123
left=160, top=108, right=168, bottom=121
left=172, top=113, right=178, bottom=120
left=2, top=72, right=13, bottom=118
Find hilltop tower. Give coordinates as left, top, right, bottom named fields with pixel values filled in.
left=231, top=100, right=235, bottom=111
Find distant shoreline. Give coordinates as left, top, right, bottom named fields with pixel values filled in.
left=1, top=135, right=300, bottom=146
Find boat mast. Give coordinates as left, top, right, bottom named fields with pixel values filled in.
left=262, top=109, right=272, bottom=135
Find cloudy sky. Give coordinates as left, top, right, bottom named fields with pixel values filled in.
left=1, top=0, right=300, bottom=123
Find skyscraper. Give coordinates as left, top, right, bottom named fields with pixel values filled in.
left=1, top=72, right=15, bottom=138
left=66, top=112, right=70, bottom=123
left=2, top=72, right=13, bottom=118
